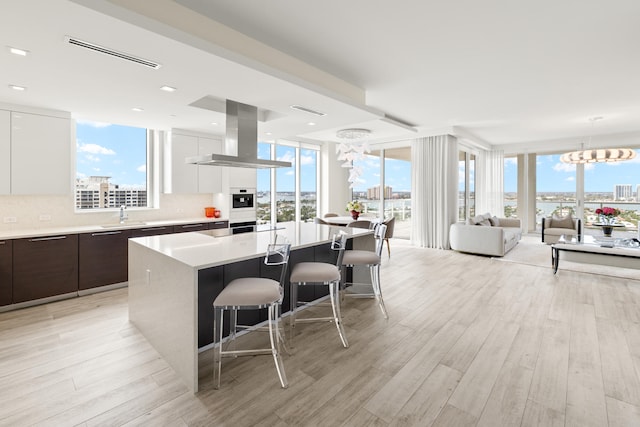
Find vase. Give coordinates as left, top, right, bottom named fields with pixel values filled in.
left=350, top=210, right=360, bottom=220
left=602, top=225, right=613, bottom=237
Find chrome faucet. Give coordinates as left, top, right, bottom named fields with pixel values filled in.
left=119, top=205, right=128, bottom=223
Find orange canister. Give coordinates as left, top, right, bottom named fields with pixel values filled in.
left=205, top=207, right=215, bottom=218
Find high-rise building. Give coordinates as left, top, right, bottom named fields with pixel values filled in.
left=614, top=184, right=633, bottom=201
left=367, top=185, right=393, bottom=200
left=75, top=176, right=147, bottom=209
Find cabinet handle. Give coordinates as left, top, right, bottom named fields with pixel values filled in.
left=29, top=236, right=67, bottom=242
left=140, top=227, right=167, bottom=232
left=0, top=241, right=5, bottom=245
left=181, top=224, right=203, bottom=228
left=91, top=231, right=122, bottom=236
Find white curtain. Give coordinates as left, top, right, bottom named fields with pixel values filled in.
left=411, top=135, right=458, bottom=249
left=476, top=149, right=504, bottom=216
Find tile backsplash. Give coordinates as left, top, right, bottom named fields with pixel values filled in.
left=0, top=193, right=219, bottom=232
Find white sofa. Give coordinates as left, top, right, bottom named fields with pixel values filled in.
left=449, top=213, right=522, bottom=257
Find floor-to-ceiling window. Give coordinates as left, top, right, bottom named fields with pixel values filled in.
left=535, top=153, right=577, bottom=231
left=383, top=148, right=411, bottom=239
left=256, top=140, right=319, bottom=224
left=458, top=151, right=475, bottom=221
left=256, top=142, right=272, bottom=223
left=504, top=156, right=518, bottom=217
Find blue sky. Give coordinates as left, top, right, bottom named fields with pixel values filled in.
left=76, top=121, right=147, bottom=188
left=505, top=153, right=640, bottom=193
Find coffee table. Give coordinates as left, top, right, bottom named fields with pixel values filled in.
left=551, top=234, right=640, bottom=274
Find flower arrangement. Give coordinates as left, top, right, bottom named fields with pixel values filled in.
left=346, top=200, right=364, bottom=219
left=595, top=206, right=620, bottom=225
left=346, top=200, right=363, bottom=213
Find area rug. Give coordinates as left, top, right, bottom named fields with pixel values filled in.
left=493, top=235, right=640, bottom=281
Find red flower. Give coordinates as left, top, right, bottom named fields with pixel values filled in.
left=595, top=207, right=620, bottom=217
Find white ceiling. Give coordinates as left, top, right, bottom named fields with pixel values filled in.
left=2, top=0, right=640, bottom=153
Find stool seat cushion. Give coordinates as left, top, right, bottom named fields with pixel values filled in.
left=214, top=277, right=281, bottom=307
left=290, top=262, right=340, bottom=283
left=342, top=250, right=380, bottom=266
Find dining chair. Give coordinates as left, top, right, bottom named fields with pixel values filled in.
left=346, top=220, right=371, bottom=229
left=288, top=232, right=349, bottom=348
left=212, top=241, right=291, bottom=388
left=341, top=223, right=388, bottom=318
left=382, top=217, right=395, bottom=257
left=323, top=213, right=339, bottom=218
left=314, top=217, right=329, bottom=225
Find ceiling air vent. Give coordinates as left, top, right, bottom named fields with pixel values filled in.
left=289, top=105, right=326, bottom=117
left=65, top=36, right=161, bottom=70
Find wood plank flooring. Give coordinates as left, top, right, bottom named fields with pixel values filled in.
left=2, top=238, right=640, bottom=426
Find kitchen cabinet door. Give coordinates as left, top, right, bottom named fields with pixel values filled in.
left=198, top=137, right=223, bottom=194
left=79, top=230, right=131, bottom=290
left=13, top=234, right=78, bottom=303
left=11, top=112, right=72, bottom=195
left=208, top=220, right=229, bottom=229
left=0, top=239, right=12, bottom=306
left=130, top=226, right=174, bottom=238
left=0, top=110, right=9, bottom=195
left=172, top=223, right=208, bottom=233
left=169, top=133, right=198, bottom=193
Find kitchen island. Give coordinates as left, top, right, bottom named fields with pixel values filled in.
left=128, top=221, right=373, bottom=393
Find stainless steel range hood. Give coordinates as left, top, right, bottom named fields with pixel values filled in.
left=186, top=100, right=292, bottom=169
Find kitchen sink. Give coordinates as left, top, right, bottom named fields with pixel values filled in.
left=100, top=221, right=147, bottom=228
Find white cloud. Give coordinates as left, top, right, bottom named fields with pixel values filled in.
left=553, top=162, right=576, bottom=172
left=78, top=143, right=116, bottom=155
left=286, top=170, right=294, bottom=176
left=137, top=164, right=146, bottom=173
left=300, top=154, right=314, bottom=165
left=85, top=154, right=100, bottom=163
left=76, top=119, right=112, bottom=128
left=277, top=151, right=295, bottom=163
left=566, top=176, right=575, bottom=182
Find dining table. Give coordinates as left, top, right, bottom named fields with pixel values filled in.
left=323, top=216, right=381, bottom=226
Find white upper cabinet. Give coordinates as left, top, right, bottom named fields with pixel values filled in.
left=0, top=110, right=9, bottom=195
left=168, top=131, right=223, bottom=194
left=10, top=111, right=72, bottom=195
left=197, top=137, right=223, bottom=194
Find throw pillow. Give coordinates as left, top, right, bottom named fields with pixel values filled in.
left=550, top=214, right=574, bottom=229
left=478, top=219, right=491, bottom=226
left=471, top=214, right=484, bottom=225
left=489, top=216, right=500, bottom=226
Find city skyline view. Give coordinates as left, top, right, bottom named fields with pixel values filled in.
left=76, top=121, right=147, bottom=188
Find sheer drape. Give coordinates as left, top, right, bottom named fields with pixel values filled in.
left=411, top=135, right=458, bottom=248
left=476, top=149, right=504, bottom=216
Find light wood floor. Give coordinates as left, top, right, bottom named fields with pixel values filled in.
left=2, top=239, right=640, bottom=426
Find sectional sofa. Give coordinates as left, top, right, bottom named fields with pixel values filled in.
left=449, top=213, right=522, bottom=257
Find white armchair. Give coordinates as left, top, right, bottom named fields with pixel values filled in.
left=541, top=216, right=581, bottom=244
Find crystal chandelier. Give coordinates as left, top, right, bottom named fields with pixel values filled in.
left=560, top=117, right=636, bottom=164
left=335, top=128, right=371, bottom=188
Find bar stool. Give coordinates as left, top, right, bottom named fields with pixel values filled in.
left=341, top=223, right=388, bottom=318
left=212, top=241, right=291, bottom=389
left=289, top=232, right=349, bottom=348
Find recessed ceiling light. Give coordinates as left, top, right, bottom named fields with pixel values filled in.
left=160, top=85, right=176, bottom=92
left=8, top=46, right=28, bottom=56
left=211, top=122, right=218, bottom=126
left=307, top=122, right=316, bottom=126
left=265, top=132, right=272, bottom=136
left=8, top=84, right=26, bottom=91
left=132, top=107, right=144, bottom=112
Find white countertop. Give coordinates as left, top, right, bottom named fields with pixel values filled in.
left=129, top=221, right=371, bottom=269
left=0, top=217, right=229, bottom=240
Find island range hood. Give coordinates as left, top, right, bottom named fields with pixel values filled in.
left=185, top=100, right=292, bottom=169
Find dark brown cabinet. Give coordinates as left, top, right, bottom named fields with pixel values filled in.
left=208, top=220, right=229, bottom=229
left=13, top=234, right=78, bottom=303
left=79, top=230, right=132, bottom=291
left=130, top=226, right=174, bottom=238
left=0, top=239, right=12, bottom=306
left=173, top=223, right=208, bottom=233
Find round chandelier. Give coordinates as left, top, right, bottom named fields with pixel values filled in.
left=560, top=116, right=637, bottom=164
left=336, top=128, right=371, bottom=139
left=560, top=148, right=636, bottom=164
